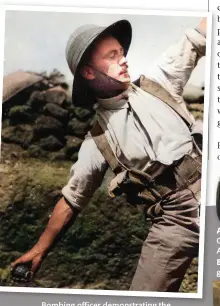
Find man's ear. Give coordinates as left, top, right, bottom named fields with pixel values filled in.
left=80, top=65, right=95, bottom=80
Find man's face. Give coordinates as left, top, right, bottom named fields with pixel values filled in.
left=83, top=35, right=131, bottom=86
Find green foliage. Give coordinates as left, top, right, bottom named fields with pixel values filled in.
left=0, top=157, right=149, bottom=289
left=0, top=155, right=198, bottom=292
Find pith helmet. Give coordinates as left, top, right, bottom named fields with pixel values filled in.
left=65, top=19, right=132, bottom=107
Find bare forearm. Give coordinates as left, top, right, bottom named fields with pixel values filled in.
left=32, top=197, right=78, bottom=255
left=11, top=197, right=80, bottom=272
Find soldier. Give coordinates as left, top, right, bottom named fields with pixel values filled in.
left=11, top=17, right=207, bottom=292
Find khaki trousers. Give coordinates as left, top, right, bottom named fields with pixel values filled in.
left=130, top=187, right=200, bottom=292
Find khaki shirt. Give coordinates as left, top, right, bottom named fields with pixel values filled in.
left=62, top=28, right=206, bottom=211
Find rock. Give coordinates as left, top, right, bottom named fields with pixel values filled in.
left=48, top=69, right=66, bottom=87
left=190, top=111, right=203, bottom=121
left=39, top=135, right=64, bottom=151
left=27, top=91, right=47, bottom=111
left=187, top=103, right=204, bottom=113
left=34, top=115, right=64, bottom=140
left=64, top=136, right=83, bottom=157
left=2, top=119, right=10, bottom=129
left=44, top=89, right=67, bottom=106
left=74, top=107, right=94, bottom=122
left=43, top=103, right=69, bottom=122
left=67, top=118, right=90, bottom=137
left=8, top=105, right=35, bottom=124
left=2, top=125, right=34, bottom=149
left=50, top=149, right=67, bottom=161
left=70, top=152, right=78, bottom=162
left=27, top=144, right=50, bottom=158
left=63, top=99, right=74, bottom=111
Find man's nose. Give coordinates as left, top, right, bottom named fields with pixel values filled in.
left=119, top=56, right=128, bottom=66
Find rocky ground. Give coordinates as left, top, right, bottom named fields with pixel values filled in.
left=0, top=70, right=203, bottom=292
left=0, top=143, right=148, bottom=290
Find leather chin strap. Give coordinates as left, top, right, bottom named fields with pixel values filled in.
left=87, top=64, right=130, bottom=98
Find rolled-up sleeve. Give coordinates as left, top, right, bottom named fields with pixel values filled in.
left=148, top=28, right=206, bottom=105
left=62, top=133, right=108, bottom=211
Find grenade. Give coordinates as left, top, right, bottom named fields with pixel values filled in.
left=11, top=264, right=33, bottom=282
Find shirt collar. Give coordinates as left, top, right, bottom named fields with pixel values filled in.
left=97, top=86, right=133, bottom=110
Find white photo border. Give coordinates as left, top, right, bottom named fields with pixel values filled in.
left=0, top=5, right=212, bottom=299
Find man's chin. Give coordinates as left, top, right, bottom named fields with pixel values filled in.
left=119, top=75, right=131, bottom=86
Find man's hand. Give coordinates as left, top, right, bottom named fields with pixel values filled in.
left=198, top=17, right=207, bottom=36
left=10, top=196, right=78, bottom=276
left=11, top=247, right=44, bottom=274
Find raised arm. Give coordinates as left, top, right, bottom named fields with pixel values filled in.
left=148, top=17, right=207, bottom=105
left=11, top=134, right=108, bottom=274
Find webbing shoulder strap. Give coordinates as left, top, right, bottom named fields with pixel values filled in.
left=90, top=121, right=122, bottom=174
left=137, top=75, right=194, bottom=128
left=90, top=77, right=194, bottom=172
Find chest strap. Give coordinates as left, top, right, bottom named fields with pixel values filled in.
left=90, top=121, right=123, bottom=174
left=137, top=75, right=194, bottom=129
left=90, top=77, right=194, bottom=173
